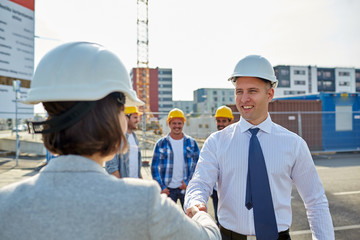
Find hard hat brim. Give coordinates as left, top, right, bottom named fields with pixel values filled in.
left=228, top=75, right=278, bottom=88
left=23, top=83, right=144, bottom=106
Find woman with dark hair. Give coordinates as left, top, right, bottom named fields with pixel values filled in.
left=0, top=42, right=220, bottom=240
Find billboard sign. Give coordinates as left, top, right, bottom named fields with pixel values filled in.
left=0, top=84, right=32, bottom=119
left=0, top=0, right=34, bottom=80
left=0, top=0, right=34, bottom=119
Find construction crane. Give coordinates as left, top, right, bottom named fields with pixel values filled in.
left=136, top=0, right=163, bottom=137
left=136, top=0, right=150, bottom=115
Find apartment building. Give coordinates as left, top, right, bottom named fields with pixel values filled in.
left=193, top=88, right=234, bottom=114
left=274, top=65, right=359, bottom=97
left=131, top=67, right=173, bottom=117
left=173, top=100, right=194, bottom=114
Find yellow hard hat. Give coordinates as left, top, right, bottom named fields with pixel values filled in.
left=125, top=106, right=142, bottom=115
left=214, top=106, right=234, bottom=121
left=167, top=108, right=186, bottom=123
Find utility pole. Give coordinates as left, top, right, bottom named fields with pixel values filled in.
left=13, top=80, right=21, bottom=166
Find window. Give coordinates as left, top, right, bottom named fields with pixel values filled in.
left=339, top=71, right=350, bottom=76
left=274, top=66, right=291, bottom=88
left=339, top=81, right=350, bottom=86
left=283, top=90, right=305, bottom=95
left=318, top=70, right=333, bottom=78
left=336, top=105, right=352, bottom=131
left=279, top=68, right=290, bottom=75
left=317, top=69, right=335, bottom=92
left=294, top=70, right=306, bottom=75
left=356, top=70, right=360, bottom=92
left=356, top=82, right=360, bottom=92
left=279, top=79, right=290, bottom=88
left=213, top=91, right=217, bottom=95
left=161, top=104, right=173, bottom=108
left=159, top=91, right=172, bottom=94
left=294, top=80, right=306, bottom=85
left=159, top=70, right=172, bottom=75
left=214, top=97, right=218, bottom=101
left=159, top=77, right=172, bottom=82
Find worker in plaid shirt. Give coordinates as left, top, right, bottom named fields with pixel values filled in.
left=151, top=108, right=200, bottom=207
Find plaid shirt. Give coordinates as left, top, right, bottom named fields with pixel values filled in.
left=151, top=134, right=200, bottom=190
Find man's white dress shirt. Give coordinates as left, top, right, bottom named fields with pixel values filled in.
left=185, top=115, right=334, bottom=239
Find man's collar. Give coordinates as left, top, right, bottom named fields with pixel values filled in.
left=238, top=114, right=272, bottom=134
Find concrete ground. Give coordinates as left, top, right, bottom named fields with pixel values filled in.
left=0, top=153, right=45, bottom=189
left=1, top=152, right=359, bottom=239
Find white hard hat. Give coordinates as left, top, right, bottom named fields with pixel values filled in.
left=228, top=55, right=278, bottom=88
left=24, top=42, right=144, bottom=106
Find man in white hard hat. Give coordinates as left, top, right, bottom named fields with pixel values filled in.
left=151, top=108, right=200, bottom=208
left=105, top=106, right=143, bottom=178
left=210, top=105, right=234, bottom=225
left=0, top=42, right=220, bottom=240
left=185, top=55, right=334, bottom=240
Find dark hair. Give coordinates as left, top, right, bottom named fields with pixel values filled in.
left=259, top=78, right=274, bottom=89
left=42, top=92, right=127, bottom=157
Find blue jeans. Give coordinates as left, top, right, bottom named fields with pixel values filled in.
left=168, top=187, right=185, bottom=208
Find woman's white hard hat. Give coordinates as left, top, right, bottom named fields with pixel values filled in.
left=24, top=42, right=144, bottom=106
left=228, top=55, right=278, bottom=88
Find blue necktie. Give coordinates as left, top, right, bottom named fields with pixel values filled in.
left=245, top=128, right=278, bottom=240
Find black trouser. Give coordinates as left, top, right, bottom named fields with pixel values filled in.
left=168, top=187, right=185, bottom=208
left=220, top=225, right=291, bottom=240
left=211, top=189, right=219, bottom=226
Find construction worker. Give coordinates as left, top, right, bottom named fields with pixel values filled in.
left=214, top=105, right=234, bottom=131
left=151, top=108, right=200, bottom=208
left=105, top=106, right=143, bottom=178
left=211, top=105, right=234, bottom=225
left=0, top=42, right=220, bottom=240
left=185, top=55, right=334, bottom=240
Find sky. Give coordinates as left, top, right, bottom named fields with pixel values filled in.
left=34, top=0, right=360, bottom=101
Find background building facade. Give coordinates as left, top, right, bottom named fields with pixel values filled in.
left=274, top=65, right=359, bottom=97
left=193, top=88, right=234, bottom=114
left=173, top=100, right=194, bottom=114
left=131, top=67, right=173, bottom=119
left=157, top=68, right=173, bottom=115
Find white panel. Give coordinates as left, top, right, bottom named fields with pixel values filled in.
left=335, top=105, right=352, bottom=131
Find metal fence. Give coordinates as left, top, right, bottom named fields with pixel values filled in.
left=1, top=111, right=359, bottom=160
left=136, top=111, right=360, bottom=161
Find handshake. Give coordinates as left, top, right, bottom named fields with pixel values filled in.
left=186, top=203, right=207, bottom=218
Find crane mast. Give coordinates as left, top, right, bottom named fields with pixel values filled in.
left=136, top=0, right=150, bottom=114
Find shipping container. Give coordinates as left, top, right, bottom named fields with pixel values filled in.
left=269, top=100, right=322, bottom=151
left=227, top=92, right=360, bottom=152
left=274, top=93, right=360, bottom=152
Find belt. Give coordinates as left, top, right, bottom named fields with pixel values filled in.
left=220, top=225, right=290, bottom=240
